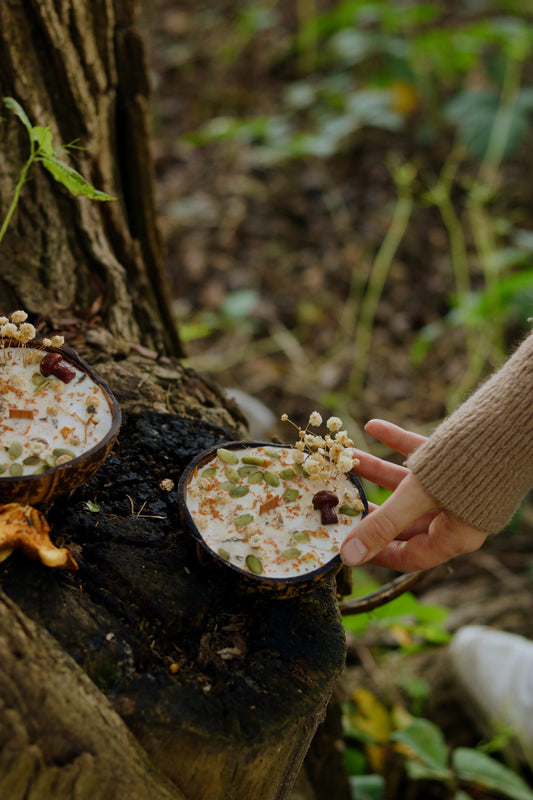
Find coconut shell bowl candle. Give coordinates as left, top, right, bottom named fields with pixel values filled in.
left=0, top=311, right=121, bottom=507
left=178, top=412, right=369, bottom=597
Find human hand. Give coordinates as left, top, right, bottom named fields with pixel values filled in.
left=340, top=419, right=488, bottom=572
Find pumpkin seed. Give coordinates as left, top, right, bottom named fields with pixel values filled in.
left=33, top=377, right=52, bottom=393
left=264, top=447, right=282, bottom=458
left=217, top=448, right=239, bottom=465
left=224, top=466, right=240, bottom=483
left=7, top=441, right=22, bottom=460
left=247, top=470, right=264, bottom=484
left=292, top=530, right=311, bottom=543
left=245, top=554, right=263, bottom=574
left=219, top=481, right=236, bottom=492
left=31, top=372, right=45, bottom=386
left=279, top=467, right=296, bottom=480
left=281, top=548, right=301, bottom=559
left=235, top=513, right=254, bottom=527
left=263, top=470, right=280, bottom=487
left=242, top=455, right=267, bottom=466
left=9, top=462, right=23, bottom=476
left=339, top=505, right=359, bottom=516
left=201, top=466, right=217, bottom=478
left=33, top=464, right=49, bottom=474
left=23, top=455, right=41, bottom=466
left=217, top=548, right=231, bottom=561
left=44, top=454, right=57, bottom=468
left=238, top=465, right=256, bottom=477
left=0, top=464, right=6, bottom=474
left=229, top=485, right=249, bottom=498
left=52, top=448, right=76, bottom=458
left=293, top=462, right=304, bottom=474
left=283, top=487, right=299, bottom=502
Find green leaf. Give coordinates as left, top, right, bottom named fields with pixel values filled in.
left=4, top=96, right=36, bottom=141
left=84, top=501, right=100, bottom=513
left=32, top=125, right=54, bottom=156
left=453, top=748, right=533, bottom=800
left=39, top=155, right=116, bottom=200
left=391, top=718, right=449, bottom=774
left=349, top=774, right=386, bottom=800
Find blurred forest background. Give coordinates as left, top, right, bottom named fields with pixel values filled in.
left=143, top=1, right=533, bottom=798
left=147, top=0, right=533, bottom=446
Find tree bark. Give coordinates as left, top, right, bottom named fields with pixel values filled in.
left=0, top=0, right=180, bottom=356
left=0, top=2, right=347, bottom=798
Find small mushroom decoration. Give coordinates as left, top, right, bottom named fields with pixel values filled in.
left=312, top=490, right=339, bottom=525
left=39, top=352, right=76, bottom=383
left=0, top=503, right=78, bottom=569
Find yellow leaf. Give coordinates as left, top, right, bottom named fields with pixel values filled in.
left=350, top=687, right=392, bottom=744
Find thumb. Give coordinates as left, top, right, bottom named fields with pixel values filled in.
left=340, top=473, right=437, bottom=565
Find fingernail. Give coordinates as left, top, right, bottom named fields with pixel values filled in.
left=341, top=537, right=368, bottom=565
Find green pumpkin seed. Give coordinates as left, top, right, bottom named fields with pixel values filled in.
left=218, top=548, right=231, bottom=561
left=279, top=467, right=296, bottom=480
left=247, top=470, right=264, bottom=484
left=263, top=470, right=280, bottom=487
left=264, top=447, right=282, bottom=458
left=23, top=455, right=41, bottom=466
left=235, top=513, right=254, bottom=527
left=293, top=462, right=304, bottom=474
left=224, top=467, right=240, bottom=483
left=292, top=530, right=311, bottom=543
left=7, top=441, right=22, bottom=460
left=242, top=455, right=267, bottom=466
left=245, top=554, right=263, bottom=574
left=217, top=448, right=239, bottom=465
left=52, top=448, right=76, bottom=458
left=0, top=464, right=6, bottom=475
left=9, top=462, right=23, bottom=476
left=229, top=485, right=249, bottom=498
left=281, top=548, right=301, bottom=559
left=33, top=464, right=49, bottom=474
left=219, top=481, right=236, bottom=492
left=31, top=372, right=45, bottom=386
left=44, top=454, right=57, bottom=468
left=33, top=377, right=52, bottom=393
left=201, top=466, right=217, bottom=478
left=283, top=487, right=299, bottom=502
left=238, top=465, right=256, bottom=477
left=339, top=505, right=359, bottom=516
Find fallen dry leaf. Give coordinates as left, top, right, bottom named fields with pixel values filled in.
left=0, top=503, right=78, bottom=569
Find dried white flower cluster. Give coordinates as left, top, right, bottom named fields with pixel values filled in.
left=280, top=411, right=359, bottom=480
left=0, top=310, right=64, bottom=348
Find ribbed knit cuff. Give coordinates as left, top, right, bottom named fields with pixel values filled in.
left=406, top=331, right=533, bottom=534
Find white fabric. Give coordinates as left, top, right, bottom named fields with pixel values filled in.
left=449, top=625, right=533, bottom=749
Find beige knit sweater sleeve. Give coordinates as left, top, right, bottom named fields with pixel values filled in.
left=406, top=330, right=533, bottom=534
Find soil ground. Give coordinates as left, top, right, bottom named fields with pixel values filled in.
left=144, top=3, right=533, bottom=797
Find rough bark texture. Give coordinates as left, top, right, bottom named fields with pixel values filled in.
left=0, top=411, right=347, bottom=800
left=0, top=590, right=184, bottom=800
left=0, top=0, right=180, bottom=355
left=0, top=2, right=347, bottom=798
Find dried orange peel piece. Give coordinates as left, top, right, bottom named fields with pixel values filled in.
left=0, top=503, right=78, bottom=569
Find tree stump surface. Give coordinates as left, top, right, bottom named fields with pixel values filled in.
left=0, top=405, right=347, bottom=799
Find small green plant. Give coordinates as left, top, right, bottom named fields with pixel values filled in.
left=0, top=97, right=115, bottom=245
left=343, top=568, right=451, bottom=651
left=344, top=699, right=533, bottom=800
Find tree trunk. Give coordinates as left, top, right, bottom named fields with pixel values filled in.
left=0, top=2, right=347, bottom=798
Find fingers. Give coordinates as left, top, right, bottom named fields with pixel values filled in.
left=340, top=472, right=437, bottom=566
left=351, top=419, right=427, bottom=490
left=352, top=449, right=409, bottom=491
left=363, top=513, right=488, bottom=572
left=364, top=419, right=427, bottom=456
